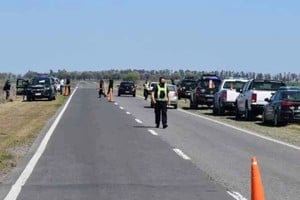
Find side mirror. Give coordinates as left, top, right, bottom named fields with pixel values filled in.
left=264, top=98, right=270, bottom=102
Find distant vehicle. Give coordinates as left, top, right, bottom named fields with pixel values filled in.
left=213, top=79, right=248, bottom=115
left=117, top=81, right=136, bottom=97
left=150, top=84, right=178, bottom=109
left=262, top=89, right=300, bottom=126
left=177, top=79, right=197, bottom=99
left=235, top=79, right=286, bottom=120
left=189, top=74, right=222, bottom=108
left=24, top=74, right=57, bottom=101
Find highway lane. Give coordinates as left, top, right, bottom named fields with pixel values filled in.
left=115, top=88, right=300, bottom=200
left=3, top=83, right=231, bottom=200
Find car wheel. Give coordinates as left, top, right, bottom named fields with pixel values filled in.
left=217, top=100, right=225, bottom=115
left=118, top=93, right=121, bottom=96
left=174, top=104, right=178, bottom=109
left=262, top=111, right=267, bottom=124
left=212, top=106, right=217, bottom=115
left=273, top=112, right=279, bottom=127
left=235, top=104, right=241, bottom=120
left=245, top=104, right=252, bottom=121
left=133, top=93, right=136, bottom=97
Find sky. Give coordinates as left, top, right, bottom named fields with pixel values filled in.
left=1, top=0, right=300, bottom=75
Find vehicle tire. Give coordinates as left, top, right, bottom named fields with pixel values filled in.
left=273, top=112, right=279, bottom=127
left=174, top=104, right=178, bottom=109
left=48, top=96, right=53, bottom=101
left=235, top=103, right=241, bottom=120
left=217, top=100, right=225, bottom=115
left=245, top=104, right=253, bottom=121
left=190, top=100, right=197, bottom=109
left=133, top=93, right=136, bottom=97
left=118, top=93, right=121, bottom=97
left=27, top=95, right=32, bottom=102
left=212, top=106, right=218, bottom=115
left=262, top=111, right=267, bottom=124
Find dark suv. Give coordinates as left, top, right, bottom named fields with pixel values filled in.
left=190, top=74, right=221, bottom=108
left=26, top=75, right=57, bottom=101
left=177, top=78, right=196, bottom=99
left=118, top=81, right=136, bottom=97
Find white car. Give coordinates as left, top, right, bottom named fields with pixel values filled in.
left=213, top=79, right=248, bottom=115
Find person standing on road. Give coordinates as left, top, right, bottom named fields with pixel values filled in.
left=143, top=80, right=149, bottom=100
left=3, top=80, right=11, bottom=101
left=151, top=77, right=170, bottom=129
left=107, top=79, right=114, bottom=102
left=98, top=79, right=106, bottom=98
left=66, top=78, right=71, bottom=94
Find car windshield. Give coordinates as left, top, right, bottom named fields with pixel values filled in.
left=281, top=91, right=300, bottom=101
left=223, top=81, right=246, bottom=90
left=167, top=85, right=176, bottom=91
left=120, top=82, right=133, bottom=87
left=31, top=77, right=50, bottom=85
left=199, top=79, right=221, bottom=89
left=181, top=80, right=196, bottom=87
left=252, top=81, right=284, bottom=91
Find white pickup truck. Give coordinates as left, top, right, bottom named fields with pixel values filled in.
left=213, top=79, right=248, bottom=115
left=235, top=79, right=286, bottom=120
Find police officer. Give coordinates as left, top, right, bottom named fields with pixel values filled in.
left=151, top=77, right=170, bottom=129
left=143, top=80, right=149, bottom=100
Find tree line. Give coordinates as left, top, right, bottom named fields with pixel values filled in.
left=1, top=69, right=300, bottom=83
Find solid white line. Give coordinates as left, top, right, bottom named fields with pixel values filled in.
left=148, top=129, right=158, bottom=136
left=126, top=111, right=131, bottom=115
left=135, top=119, right=143, bottom=124
left=119, top=106, right=124, bottom=110
left=178, top=108, right=300, bottom=151
left=4, top=85, right=78, bottom=200
left=173, top=148, right=191, bottom=160
left=227, top=191, right=248, bottom=200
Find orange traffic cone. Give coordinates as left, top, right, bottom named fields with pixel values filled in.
left=251, top=157, right=265, bottom=200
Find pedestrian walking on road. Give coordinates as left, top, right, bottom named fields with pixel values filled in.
left=151, top=77, right=170, bottom=129
left=107, top=79, right=114, bottom=102
left=3, top=80, right=11, bottom=101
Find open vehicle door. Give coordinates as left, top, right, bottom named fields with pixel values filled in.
left=16, top=78, right=29, bottom=95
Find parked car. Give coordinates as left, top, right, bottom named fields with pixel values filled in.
left=213, top=79, right=248, bottom=115
left=117, top=81, right=136, bottom=97
left=262, top=89, right=300, bottom=126
left=190, top=74, right=222, bottom=108
left=235, top=79, right=286, bottom=120
left=150, top=84, right=178, bottom=109
left=177, top=78, right=197, bottom=99
left=26, top=74, right=57, bottom=101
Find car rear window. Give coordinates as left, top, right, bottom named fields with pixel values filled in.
left=223, top=81, right=246, bottom=90
left=252, top=81, right=285, bottom=91
left=31, top=78, right=50, bottom=85
left=281, top=91, right=300, bottom=101
left=199, top=79, right=221, bottom=89
left=167, top=85, right=176, bottom=91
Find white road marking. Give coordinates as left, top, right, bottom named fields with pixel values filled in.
left=4, top=85, right=78, bottom=200
left=173, top=148, right=191, bottom=160
left=227, top=191, right=247, bottom=200
left=148, top=129, right=158, bottom=136
left=119, top=106, right=124, bottom=110
left=114, top=102, right=118, bottom=105
left=126, top=111, right=131, bottom=115
left=135, top=119, right=143, bottom=124
left=178, top=108, right=300, bottom=151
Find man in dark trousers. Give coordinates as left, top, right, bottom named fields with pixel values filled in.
left=151, top=77, right=170, bottom=129
left=143, top=80, right=149, bottom=100
left=3, top=80, right=11, bottom=100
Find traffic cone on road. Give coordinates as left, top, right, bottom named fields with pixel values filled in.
left=251, top=157, right=265, bottom=200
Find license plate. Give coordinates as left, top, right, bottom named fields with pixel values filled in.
left=35, top=93, right=41, bottom=96
left=125, top=91, right=130, bottom=93
left=207, top=99, right=213, bottom=102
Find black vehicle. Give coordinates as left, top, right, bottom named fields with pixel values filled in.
left=262, top=89, right=300, bottom=126
left=190, top=74, right=222, bottom=108
left=177, top=78, right=196, bottom=99
left=26, top=75, right=57, bottom=101
left=118, top=81, right=136, bottom=97
left=16, top=78, right=30, bottom=96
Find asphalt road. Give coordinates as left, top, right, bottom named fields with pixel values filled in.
left=2, top=82, right=232, bottom=200
left=115, top=85, right=300, bottom=200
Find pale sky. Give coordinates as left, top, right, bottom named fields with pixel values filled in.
left=1, top=0, right=300, bottom=75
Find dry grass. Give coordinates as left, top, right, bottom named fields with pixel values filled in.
left=0, top=93, right=67, bottom=175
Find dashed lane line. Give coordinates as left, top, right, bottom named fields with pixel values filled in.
left=173, top=148, right=191, bottom=160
